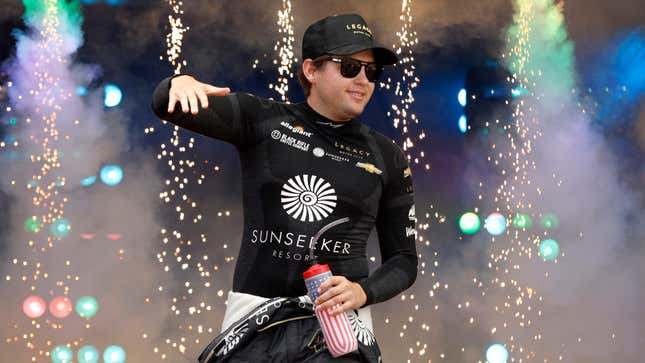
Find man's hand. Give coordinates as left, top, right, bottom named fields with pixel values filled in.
left=168, top=75, right=231, bottom=115
left=315, top=276, right=367, bottom=316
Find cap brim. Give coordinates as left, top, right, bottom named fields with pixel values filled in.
left=326, top=44, right=399, bottom=65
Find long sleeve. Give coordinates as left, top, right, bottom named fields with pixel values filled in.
left=151, top=75, right=258, bottom=148
left=357, top=144, right=418, bottom=307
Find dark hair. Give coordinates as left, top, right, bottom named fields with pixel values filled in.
left=298, top=57, right=327, bottom=97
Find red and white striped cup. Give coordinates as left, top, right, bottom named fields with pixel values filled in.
left=304, top=264, right=358, bottom=357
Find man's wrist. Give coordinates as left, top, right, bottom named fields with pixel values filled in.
left=353, top=282, right=368, bottom=308
left=356, top=279, right=372, bottom=307
left=169, top=73, right=194, bottom=87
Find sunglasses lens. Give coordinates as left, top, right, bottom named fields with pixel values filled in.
left=340, top=59, right=362, bottom=78
left=334, top=58, right=382, bottom=83
left=365, top=64, right=382, bottom=82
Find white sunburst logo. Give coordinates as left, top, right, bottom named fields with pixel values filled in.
left=281, top=174, right=337, bottom=222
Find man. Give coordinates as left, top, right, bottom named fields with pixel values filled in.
left=152, top=13, right=418, bottom=362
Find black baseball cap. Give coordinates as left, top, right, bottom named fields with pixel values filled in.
left=302, top=13, right=398, bottom=65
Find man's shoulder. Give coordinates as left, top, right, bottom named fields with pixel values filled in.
left=365, top=127, right=406, bottom=158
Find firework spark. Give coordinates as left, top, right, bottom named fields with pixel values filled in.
left=146, top=1, right=226, bottom=360
left=383, top=0, right=429, bottom=172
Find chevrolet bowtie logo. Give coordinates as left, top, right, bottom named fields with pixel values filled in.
left=355, top=162, right=382, bottom=175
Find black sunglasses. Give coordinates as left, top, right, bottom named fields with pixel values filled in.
left=321, top=56, right=383, bottom=83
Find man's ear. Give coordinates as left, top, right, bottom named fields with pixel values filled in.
left=302, top=59, right=316, bottom=84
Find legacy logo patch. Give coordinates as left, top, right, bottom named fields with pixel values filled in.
left=334, top=141, right=371, bottom=159
left=345, top=23, right=372, bottom=38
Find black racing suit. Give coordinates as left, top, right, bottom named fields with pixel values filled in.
left=151, top=75, right=418, bottom=308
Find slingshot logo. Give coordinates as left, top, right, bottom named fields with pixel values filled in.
left=281, top=174, right=337, bottom=222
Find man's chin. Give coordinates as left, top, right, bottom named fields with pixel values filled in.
left=344, top=104, right=366, bottom=118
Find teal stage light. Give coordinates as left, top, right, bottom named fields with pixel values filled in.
left=539, top=239, right=560, bottom=261
left=484, top=212, right=506, bottom=236
left=103, top=345, right=126, bottom=363
left=458, top=88, right=467, bottom=106
left=486, top=343, right=509, bottom=363
left=459, top=212, right=481, bottom=234
left=50, top=218, right=71, bottom=238
left=100, top=165, right=124, bottom=186
left=76, top=296, right=99, bottom=318
left=104, top=84, right=123, bottom=108
left=81, top=176, right=97, bottom=186
left=78, top=345, right=100, bottom=363
left=52, top=345, right=74, bottom=363
left=458, top=115, right=468, bottom=133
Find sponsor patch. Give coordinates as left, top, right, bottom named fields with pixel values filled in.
left=271, top=130, right=310, bottom=152
left=406, top=205, right=417, bottom=238
left=408, top=205, right=417, bottom=222
left=313, top=147, right=325, bottom=158
left=311, top=146, right=351, bottom=163
left=345, top=23, right=373, bottom=38
left=406, top=226, right=417, bottom=238
left=334, top=141, right=371, bottom=159
left=249, top=228, right=353, bottom=259
left=281, top=174, right=336, bottom=222
left=280, top=120, right=313, bottom=137
left=355, top=162, right=383, bottom=175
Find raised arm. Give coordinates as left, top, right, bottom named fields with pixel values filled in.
left=151, top=74, right=253, bottom=147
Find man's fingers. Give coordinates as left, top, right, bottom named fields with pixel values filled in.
left=179, top=93, right=190, bottom=113
left=316, top=286, right=341, bottom=305
left=319, top=293, right=352, bottom=314
left=330, top=301, right=349, bottom=315
left=204, top=84, right=231, bottom=96
left=169, top=82, right=228, bottom=115
left=318, top=295, right=342, bottom=312
left=188, top=93, right=199, bottom=114
left=316, top=278, right=351, bottom=305
left=168, top=93, right=178, bottom=113
left=196, top=89, right=209, bottom=109
left=318, top=276, right=345, bottom=294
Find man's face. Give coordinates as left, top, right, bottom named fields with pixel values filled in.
left=311, top=49, right=376, bottom=121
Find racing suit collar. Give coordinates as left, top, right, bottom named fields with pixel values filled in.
left=297, top=102, right=357, bottom=129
